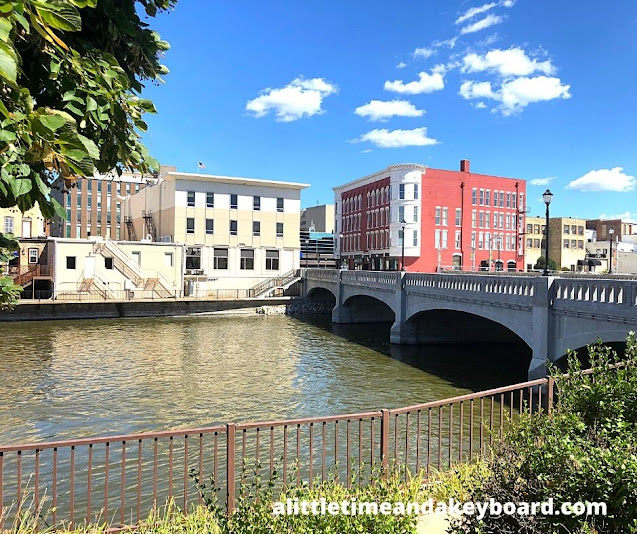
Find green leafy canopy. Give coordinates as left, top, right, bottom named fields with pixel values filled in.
left=0, top=0, right=175, bottom=308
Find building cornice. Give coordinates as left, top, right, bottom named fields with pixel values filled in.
left=333, top=164, right=427, bottom=193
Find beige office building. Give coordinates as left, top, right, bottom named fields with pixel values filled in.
left=524, top=216, right=586, bottom=271
left=1, top=204, right=48, bottom=239
left=125, top=169, right=309, bottom=293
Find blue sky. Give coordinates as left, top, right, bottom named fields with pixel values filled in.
left=141, top=0, right=637, bottom=219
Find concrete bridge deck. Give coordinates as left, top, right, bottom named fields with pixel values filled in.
left=304, top=269, right=637, bottom=378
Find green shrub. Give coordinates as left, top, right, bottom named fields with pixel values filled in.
left=449, top=333, right=637, bottom=534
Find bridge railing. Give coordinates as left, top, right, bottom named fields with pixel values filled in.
left=341, top=270, right=400, bottom=286
left=554, top=278, right=637, bottom=307
left=305, top=269, right=339, bottom=283
left=404, top=273, right=535, bottom=298
left=0, top=374, right=560, bottom=529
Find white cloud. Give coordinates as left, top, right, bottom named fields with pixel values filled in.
left=413, top=47, right=435, bottom=59
left=498, top=76, right=570, bottom=114
left=361, top=149, right=373, bottom=154
left=354, top=100, right=425, bottom=122
left=245, top=77, right=338, bottom=122
left=566, top=167, right=636, bottom=192
left=477, top=33, right=500, bottom=47
left=460, top=14, right=505, bottom=34
left=529, top=177, right=556, bottom=186
left=459, top=76, right=571, bottom=114
left=384, top=71, right=445, bottom=94
left=433, top=37, right=458, bottom=49
left=456, top=2, right=498, bottom=24
left=459, top=80, right=495, bottom=99
left=396, top=61, right=407, bottom=69
left=474, top=101, right=487, bottom=109
left=462, top=47, right=555, bottom=76
left=350, top=127, right=439, bottom=148
left=599, top=211, right=637, bottom=223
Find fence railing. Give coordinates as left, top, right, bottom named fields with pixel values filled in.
left=0, top=375, right=558, bottom=529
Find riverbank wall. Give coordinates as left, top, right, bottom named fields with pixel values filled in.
left=0, top=298, right=331, bottom=322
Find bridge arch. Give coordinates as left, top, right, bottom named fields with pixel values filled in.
left=403, top=302, right=534, bottom=351
left=306, top=286, right=337, bottom=308
left=333, top=293, right=396, bottom=324
left=553, top=329, right=633, bottom=363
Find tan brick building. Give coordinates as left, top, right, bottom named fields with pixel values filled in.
left=524, top=216, right=586, bottom=271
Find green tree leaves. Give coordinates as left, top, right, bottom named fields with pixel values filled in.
left=0, top=0, right=175, bottom=308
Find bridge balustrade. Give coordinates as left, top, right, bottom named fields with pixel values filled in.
left=554, top=279, right=637, bottom=307
left=404, top=273, right=534, bottom=299
left=305, top=269, right=339, bottom=283
left=340, top=270, right=399, bottom=286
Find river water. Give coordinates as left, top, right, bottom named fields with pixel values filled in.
left=0, top=314, right=530, bottom=445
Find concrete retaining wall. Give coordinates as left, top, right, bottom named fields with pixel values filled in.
left=0, top=298, right=302, bottom=322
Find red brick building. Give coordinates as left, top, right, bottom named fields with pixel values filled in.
left=334, top=161, right=527, bottom=272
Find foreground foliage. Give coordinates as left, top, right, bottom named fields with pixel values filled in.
left=0, top=0, right=175, bottom=307
left=450, top=333, right=637, bottom=534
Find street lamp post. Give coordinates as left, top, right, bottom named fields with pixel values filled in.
left=338, top=233, right=344, bottom=269
left=497, top=235, right=502, bottom=271
left=609, top=227, right=615, bottom=274
left=542, top=189, right=553, bottom=276
left=400, top=219, right=406, bottom=271
left=471, top=246, right=476, bottom=272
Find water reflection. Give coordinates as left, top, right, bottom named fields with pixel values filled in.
left=0, top=314, right=530, bottom=445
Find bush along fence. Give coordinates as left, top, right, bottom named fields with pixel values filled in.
left=0, top=376, right=559, bottom=530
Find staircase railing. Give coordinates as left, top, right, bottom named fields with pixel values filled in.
left=247, top=269, right=301, bottom=298
left=13, top=264, right=52, bottom=287
left=93, top=241, right=143, bottom=286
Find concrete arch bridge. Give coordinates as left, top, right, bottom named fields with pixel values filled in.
left=304, top=269, right=637, bottom=379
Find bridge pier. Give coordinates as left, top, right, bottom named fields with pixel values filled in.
left=389, top=321, right=419, bottom=344
left=332, top=305, right=353, bottom=324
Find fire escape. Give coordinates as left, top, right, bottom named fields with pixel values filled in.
left=142, top=210, right=157, bottom=241
left=124, top=216, right=136, bottom=241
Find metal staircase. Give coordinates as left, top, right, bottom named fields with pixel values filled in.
left=124, top=216, right=136, bottom=241
left=93, top=239, right=176, bottom=298
left=142, top=210, right=157, bottom=241
left=247, top=270, right=302, bottom=298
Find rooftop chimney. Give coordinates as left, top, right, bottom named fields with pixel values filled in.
left=460, top=159, right=470, bottom=173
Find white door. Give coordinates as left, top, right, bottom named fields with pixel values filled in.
left=84, top=256, right=96, bottom=278
left=21, top=219, right=31, bottom=238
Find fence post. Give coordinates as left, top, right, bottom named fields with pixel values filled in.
left=547, top=376, right=554, bottom=415
left=226, top=422, right=236, bottom=516
left=380, top=409, right=390, bottom=479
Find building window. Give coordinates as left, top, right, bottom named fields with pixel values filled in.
left=230, top=220, right=238, bottom=236
left=479, top=189, right=484, bottom=206
left=527, top=223, right=533, bottom=234
left=571, top=225, right=577, bottom=234
left=478, top=232, right=484, bottom=250
left=240, top=249, right=254, bottom=270
left=472, top=210, right=476, bottom=228
left=186, top=218, right=195, bottom=234
left=578, top=226, right=584, bottom=236
left=413, top=230, right=418, bottom=247
left=564, top=239, right=570, bottom=248
left=206, top=192, right=214, bottom=208
left=253, top=196, right=261, bottom=211
left=277, top=197, right=284, bottom=212
left=506, top=192, right=511, bottom=208
left=564, top=225, right=570, bottom=234
left=276, top=222, right=283, bottom=237
left=230, top=194, right=238, bottom=210
left=66, top=256, right=76, bottom=269
left=28, top=248, right=38, bottom=263
left=455, top=208, right=462, bottom=226
left=253, top=221, right=260, bottom=236
left=578, top=240, right=584, bottom=249
left=455, top=231, right=461, bottom=250
left=512, top=193, right=517, bottom=209
left=164, top=253, right=173, bottom=267
left=442, top=230, right=448, bottom=248
left=4, top=216, right=14, bottom=234
left=527, top=238, right=533, bottom=248
left=413, top=205, right=418, bottom=223
left=472, top=188, right=477, bottom=205
left=442, top=208, right=448, bottom=226
left=400, top=229, right=405, bottom=247
left=399, top=206, right=405, bottom=223
left=479, top=211, right=484, bottom=229
left=104, top=257, right=113, bottom=270
left=499, top=191, right=505, bottom=207
left=435, top=207, right=441, bottom=225
left=471, top=231, right=476, bottom=249
left=131, top=251, right=141, bottom=265
left=210, top=248, right=226, bottom=269
left=485, top=211, right=490, bottom=229
left=571, top=239, right=577, bottom=249
left=265, top=250, right=279, bottom=270
left=485, top=190, right=491, bottom=206
left=399, top=184, right=405, bottom=200
left=187, top=191, right=195, bottom=207
left=413, top=184, right=419, bottom=200
left=206, top=218, right=214, bottom=235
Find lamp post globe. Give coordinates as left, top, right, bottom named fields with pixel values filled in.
left=542, top=189, right=553, bottom=276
